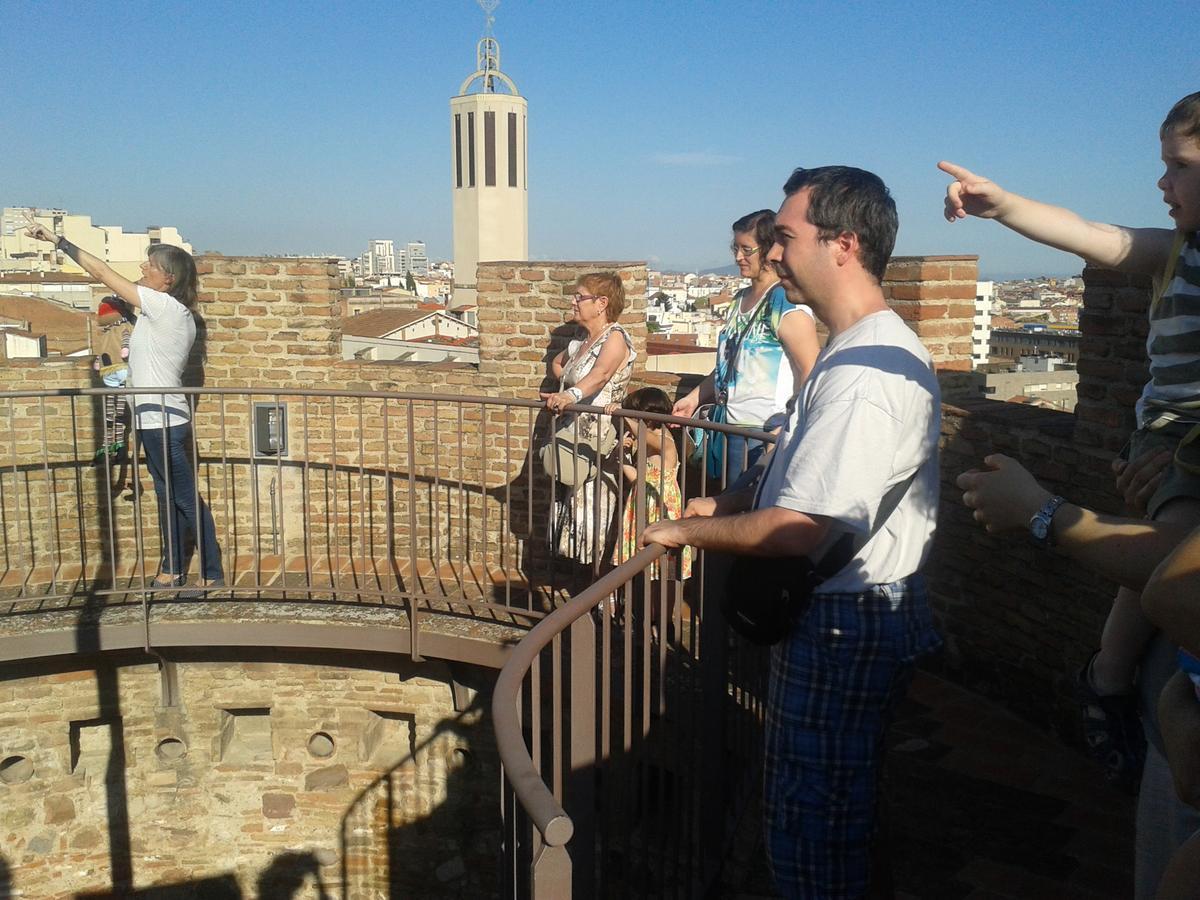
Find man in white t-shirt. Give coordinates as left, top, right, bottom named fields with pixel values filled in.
left=644, top=166, right=942, bottom=898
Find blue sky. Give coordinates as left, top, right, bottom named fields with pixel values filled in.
left=1, top=0, right=1194, bottom=279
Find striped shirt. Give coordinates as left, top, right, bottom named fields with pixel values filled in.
left=1139, top=231, right=1200, bottom=428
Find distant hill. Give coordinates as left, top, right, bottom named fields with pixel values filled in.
left=699, top=264, right=740, bottom=277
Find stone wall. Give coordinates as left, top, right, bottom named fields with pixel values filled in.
left=0, top=653, right=497, bottom=898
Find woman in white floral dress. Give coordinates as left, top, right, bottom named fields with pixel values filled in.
left=541, top=272, right=637, bottom=566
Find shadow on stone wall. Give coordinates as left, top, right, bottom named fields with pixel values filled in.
left=339, top=677, right=498, bottom=898
left=256, top=851, right=331, bottom=898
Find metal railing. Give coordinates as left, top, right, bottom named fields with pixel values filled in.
left=0, top=386, right=628, bottom=639
left=492, top=409, right=777, bottom=898
left=0, top=386, right=774, bottom=896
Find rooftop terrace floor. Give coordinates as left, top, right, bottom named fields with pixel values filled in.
left=723, top=670, right=1135, bottom=899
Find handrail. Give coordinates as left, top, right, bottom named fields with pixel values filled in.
left=491, top=542, right=668, bottom=847
left=0, top=386, right=773, bottom=439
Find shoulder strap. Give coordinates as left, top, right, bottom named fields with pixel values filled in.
left=813, top=468, right=920, bottom=581
left=719, top=283, right=780, bottom=391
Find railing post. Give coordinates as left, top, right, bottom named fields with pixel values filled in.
left=566, top=611, right=596, bottom=898
left=699, top=548, right=733, bottom=883
left=531, top=843, right=571, bottom=899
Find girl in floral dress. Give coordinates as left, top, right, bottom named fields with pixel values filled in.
left=609, top=388, right=692, bottom=580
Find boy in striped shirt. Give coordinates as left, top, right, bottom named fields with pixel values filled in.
left=942, top=90, right=1200, bottom=892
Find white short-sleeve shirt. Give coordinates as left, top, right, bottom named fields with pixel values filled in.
left=128, top=285, right=196, bottom=429
left=755, top=310, right=941, bottom=593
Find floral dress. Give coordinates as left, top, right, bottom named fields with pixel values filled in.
left=550, top=324, right=637, bottom=565
left=614, top=456, right=693, bottom=580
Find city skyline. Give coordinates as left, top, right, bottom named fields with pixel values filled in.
left=1, top=0, right=1193, bottom=280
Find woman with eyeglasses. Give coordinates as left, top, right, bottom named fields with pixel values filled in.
left=25, top=221, right=225, bottom=598
left=672, top=209, right=819, bottom=484
left=540, top=272, right=637, bottom=566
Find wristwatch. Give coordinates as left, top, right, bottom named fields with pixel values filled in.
left=1029, top=495, right=1066, bottom=548
left=565, top=387, right=583, bottom=402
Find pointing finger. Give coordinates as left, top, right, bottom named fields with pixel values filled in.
left=937, top=160, right=975, bottom=181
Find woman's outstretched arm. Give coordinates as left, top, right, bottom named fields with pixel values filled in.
left=25, top=223, right=143, bottom=309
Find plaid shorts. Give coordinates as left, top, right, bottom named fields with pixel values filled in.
left=764, top=574, right=941, bottom=899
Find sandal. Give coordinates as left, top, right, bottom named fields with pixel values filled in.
left=1074, top=653, right=1145, bottom=793
left=149, top=574, right=185, bottom=593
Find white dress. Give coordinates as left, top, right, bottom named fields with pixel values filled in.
left=550, top=324, right=637, bottom=565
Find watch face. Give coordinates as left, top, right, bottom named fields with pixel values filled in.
left=1031, top=518, right=1049, bottom=541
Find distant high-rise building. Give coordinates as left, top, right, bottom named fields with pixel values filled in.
left=366, top=239, right=396, bottom=276
left=450, top=7, right=527, bottom=309
left=401, top=241, right=429, bottom=277
left=973, top=281, right=994, bottom=370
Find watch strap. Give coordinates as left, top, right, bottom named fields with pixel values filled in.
left=1030, top=495, right=1066, bottom=547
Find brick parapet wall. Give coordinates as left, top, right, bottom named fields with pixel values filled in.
left=883, top=255, right=979, bottom=373
left=925, top=265, right=1153, bottom=737
left=475, top=260, right=648, bottom=398
left=928, top=398, right=1123, bottom=736
left=1074, top=265, right=1152, bottom=453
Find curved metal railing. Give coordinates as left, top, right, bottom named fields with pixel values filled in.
left=491, top=409, right=779, bottom=898
left=493, top=543, right=669, bottom=846
left=0, top=385, right=776, bottom=897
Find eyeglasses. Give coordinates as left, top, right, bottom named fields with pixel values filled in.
left=730, top=244, right=761, bottom=259
left=572, top=292, right=604, bottom=304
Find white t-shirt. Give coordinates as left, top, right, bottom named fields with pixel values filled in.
left=755, top=310, right=941, bottom=593
left=128, top=285, right=196, bottom=429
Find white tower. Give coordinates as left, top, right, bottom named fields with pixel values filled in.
left=450, top=0, right=528, bottom=310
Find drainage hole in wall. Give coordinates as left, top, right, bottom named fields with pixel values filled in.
left=308, top=731, right=335, bottom=759
left=155, top=738, right=187, bottom=762
left=0, top=756, right=34, bottom=784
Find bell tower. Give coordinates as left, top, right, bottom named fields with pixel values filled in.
left=450, top=0, right=528, bottom=310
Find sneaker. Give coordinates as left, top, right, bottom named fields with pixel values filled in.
left=179, top=577, right=227, bottom=600
left=1075, top=653, right=1145, bottom=793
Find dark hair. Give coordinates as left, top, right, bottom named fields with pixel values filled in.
left=731, top=209, right=775, bottom=253
left=1162, top=91, right=1200, bottom=141
left=147, top=244, right=199, bottom=309
left=781, top=166, right=898, bottom=282
left=622, top=387, right=672, bottom=416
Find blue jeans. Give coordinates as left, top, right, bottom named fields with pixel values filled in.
left=139, top=423, right=223, bottom=580
left=722, top=432, right=766, bottom=485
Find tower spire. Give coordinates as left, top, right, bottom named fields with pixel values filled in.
left=450, top=0, right=528, bottom=309
left=478, top=0, right=500, bottom=93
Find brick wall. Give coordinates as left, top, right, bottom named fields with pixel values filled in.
left=924, top=266, right=1149, bottom=738
left=0, top=655, right=497, bottom=897
left=1074, top=265, right=1152, bottom=453
left=883, top=255, right=978, bottom=373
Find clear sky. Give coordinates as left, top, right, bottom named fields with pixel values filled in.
left=1, top=0, right=1194, bottom=279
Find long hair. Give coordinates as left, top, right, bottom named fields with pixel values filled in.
left=148, top=244, right=199, bottom=309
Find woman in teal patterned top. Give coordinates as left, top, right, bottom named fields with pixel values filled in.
left=673, top=209, right=819, bottom=484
